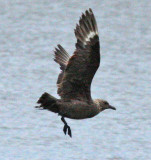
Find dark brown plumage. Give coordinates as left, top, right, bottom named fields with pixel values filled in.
left=36, top=9, right=116, bottom=137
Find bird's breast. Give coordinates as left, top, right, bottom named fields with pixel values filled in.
left=58, top=100, right=99, bottom=119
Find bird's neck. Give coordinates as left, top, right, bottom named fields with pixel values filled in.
left=93, top=99, right=103, bottom=112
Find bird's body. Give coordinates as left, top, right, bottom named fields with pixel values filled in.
left=37, top=93, right=103, bottom=119
left=36, top=9, right=116, bottom=137
left=57, top=99, right=101, bottom=119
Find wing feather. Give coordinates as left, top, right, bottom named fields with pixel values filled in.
left=57, top=9, right=100, bottom=101
left=54, top=45, right=70, bottom=84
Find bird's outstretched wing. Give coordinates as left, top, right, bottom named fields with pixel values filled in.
left=57, top=9, right=100, bottom=101
left=54, top=45, right=70, bottom=85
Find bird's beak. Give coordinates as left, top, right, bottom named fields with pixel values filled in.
left=109, top=105, right=116, bottom=110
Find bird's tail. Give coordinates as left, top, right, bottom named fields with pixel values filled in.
left=36, top=92, right=59, bottom=113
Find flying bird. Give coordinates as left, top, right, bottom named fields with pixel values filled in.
left=36, top=8, right=116, bottom=137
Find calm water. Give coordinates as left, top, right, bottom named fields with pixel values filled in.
left=0, top=0, right=151, bottom=160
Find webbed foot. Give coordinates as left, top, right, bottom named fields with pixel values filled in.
left=63, top=124, right=72, bottom=137
left=61, top=117, right=72, bottom=138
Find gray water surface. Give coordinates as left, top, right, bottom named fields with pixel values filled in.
left=0, top=0, right=151, bottom=160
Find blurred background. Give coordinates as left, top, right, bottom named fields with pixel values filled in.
left=0, top=0, right=151, bottom=160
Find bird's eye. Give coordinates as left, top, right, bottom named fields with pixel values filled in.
left=104, top=101, right=108, bottom=105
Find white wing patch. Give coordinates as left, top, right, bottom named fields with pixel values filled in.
left=85, top=31, right=98, bottom=42
left=83, top=31, right=98, bottom=45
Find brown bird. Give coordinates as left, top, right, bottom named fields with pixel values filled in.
left=36, top=8, right=116, bottom=137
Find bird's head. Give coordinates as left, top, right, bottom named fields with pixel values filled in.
left=95, top=99, right=116, bottom=111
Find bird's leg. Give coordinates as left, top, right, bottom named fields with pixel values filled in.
left=61, top=117, right=72, bottom=137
